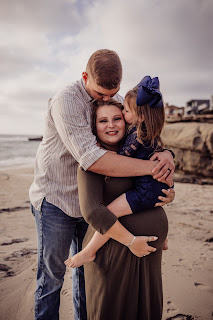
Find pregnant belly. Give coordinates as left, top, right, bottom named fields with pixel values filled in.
left=84, top=206, right=168, bottom=251
left=119, top=206, right=168, bottom=249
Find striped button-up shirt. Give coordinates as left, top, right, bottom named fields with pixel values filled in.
left=29, top=79, right=123, bottom=217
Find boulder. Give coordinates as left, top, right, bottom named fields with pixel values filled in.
left=162, top=122, right=213, bottom=181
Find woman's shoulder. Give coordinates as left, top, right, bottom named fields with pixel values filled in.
left=77, top=167, right=106, bottom=187
left=77, top=167, right=132, bottom=186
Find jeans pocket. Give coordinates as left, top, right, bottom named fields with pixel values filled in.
left=30, top=203, right=35, bottom=216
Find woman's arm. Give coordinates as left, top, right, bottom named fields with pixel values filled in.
left=77, top=168, right=157, bottom=257
left=77, top=168, right=118, bottom=235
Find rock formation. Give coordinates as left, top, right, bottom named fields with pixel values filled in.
left=162, top=122, right=213, bottom=183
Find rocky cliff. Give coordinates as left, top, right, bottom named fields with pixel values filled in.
left=162, top=122, right=213, bottom=183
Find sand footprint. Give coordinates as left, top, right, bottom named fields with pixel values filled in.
left=171, top=264, right=182, bottom=273
left=194, top=282, right=213, bottom=293
left=0, top=263, right=15, bottom=277
left=61, top=289, right=71, bottom=297
left=205, top=236, right=213, bottom=243
left=166, top=299, right=179, bottom=316
left=166, top=314, right=195, bottom=320
left=1, top=238, right=29, bottom=246
left=4, top=248, right=37, bottom=261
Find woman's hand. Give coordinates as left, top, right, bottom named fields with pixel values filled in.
left=128, top=236, right=158, bottom=257
left=155, top=187, right=175, bottom=207
left=150, top=150, right=175, bottom=181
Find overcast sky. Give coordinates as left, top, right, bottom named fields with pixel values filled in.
left=1, top=0, right=213, bottom=135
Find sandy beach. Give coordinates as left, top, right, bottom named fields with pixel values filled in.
left=0, top=167, right=212, bottom=320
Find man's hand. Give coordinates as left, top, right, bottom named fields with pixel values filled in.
left=155, top=188, right=175, bottom=207
left=150, top=150, right=175, bottom=181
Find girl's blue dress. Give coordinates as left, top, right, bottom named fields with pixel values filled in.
left=118, top=126, right=169, bottom=213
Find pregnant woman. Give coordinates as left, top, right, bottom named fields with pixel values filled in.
left=75, top=81, right=174, bottom=320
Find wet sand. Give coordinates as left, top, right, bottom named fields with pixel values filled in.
left=0, top=167, right=212, bottom=320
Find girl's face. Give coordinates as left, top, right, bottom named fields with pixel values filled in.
left=122, top=100, right=135, bottom=124
left=96, top=105, right=126, bottom=149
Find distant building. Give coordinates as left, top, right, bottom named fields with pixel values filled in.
left=185, top=95, right=213, bottom=115
left=165, top=103, right=184, bottom=119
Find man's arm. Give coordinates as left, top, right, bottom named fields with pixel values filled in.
left=89, top=150, right=174, bottom=180
left=51, top=94, right=174, bottom=179
left=51, top=94, right=162, bottom=178
left=88, top=152, right=157, bottom=177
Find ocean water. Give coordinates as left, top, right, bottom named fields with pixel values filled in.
left=0, top=134, right=41, bottom=167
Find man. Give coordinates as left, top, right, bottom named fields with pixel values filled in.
left=30, top=49, right=174, bottom=320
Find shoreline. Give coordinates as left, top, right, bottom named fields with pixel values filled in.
left=0, top=162, right=35, bottom=170
left=0, top=166, right=212, bottom=320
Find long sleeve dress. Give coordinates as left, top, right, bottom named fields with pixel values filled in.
left=77, top=168, right=168, bottom=320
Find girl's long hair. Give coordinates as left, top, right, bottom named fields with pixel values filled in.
left=125, top=87, right=165, bottom=150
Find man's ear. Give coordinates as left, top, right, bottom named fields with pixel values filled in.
left=82, top=72, right=88, bottom=83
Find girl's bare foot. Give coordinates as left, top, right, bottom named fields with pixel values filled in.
left=64, top=249, right=96, bottom=268
left=163, top=237, right=168, bottom=250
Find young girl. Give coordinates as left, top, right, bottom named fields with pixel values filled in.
left=65, top=75, right=173, bottom=268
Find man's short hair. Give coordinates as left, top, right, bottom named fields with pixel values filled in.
left=86, top=49, right=122, bottom=90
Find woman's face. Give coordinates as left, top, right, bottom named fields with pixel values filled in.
left=96, top=105, right=126, bottom=148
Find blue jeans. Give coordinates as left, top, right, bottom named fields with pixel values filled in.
left=31, top=199, right=88, bottom=320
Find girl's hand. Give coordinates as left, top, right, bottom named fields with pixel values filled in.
left=155, top=187, right=175, bottom=207
left=129, top=236, right=158, bottom=257
left=150, top=150, right=175, bottom=181
left=159, top=177, right=174, bottom=188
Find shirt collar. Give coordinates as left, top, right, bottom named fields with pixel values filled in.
left=80, top=78, right=93, bottom=102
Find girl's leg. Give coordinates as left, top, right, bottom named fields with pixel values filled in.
left=65, top=193, right=132, bottom=268
left=65, top=231, right=109, bottom=268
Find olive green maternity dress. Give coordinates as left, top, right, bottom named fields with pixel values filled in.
left=77, top=168, right=168, bottom=320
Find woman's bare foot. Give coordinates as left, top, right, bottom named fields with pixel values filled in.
left=64, top=249, right=96, bottom=268
left=163, top=237, right=168, bottom=250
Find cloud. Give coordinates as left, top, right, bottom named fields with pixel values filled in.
left=0, top=0, right=86, bottom=34
left=66, top=0, right=213, bottom=103
left=0, top=0, right=213, bottom=134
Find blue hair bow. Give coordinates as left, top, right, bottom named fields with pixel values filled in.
left=136, top=76, right=163, bottom=108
